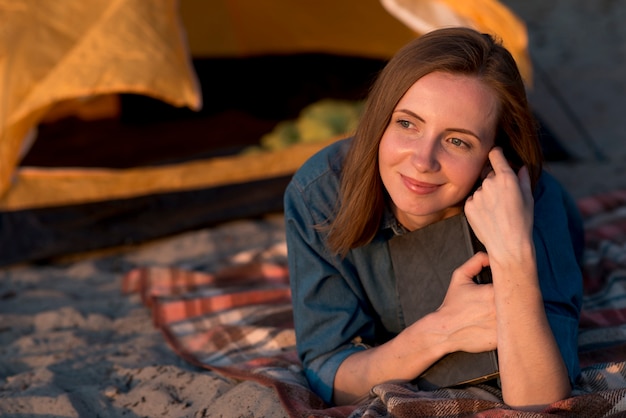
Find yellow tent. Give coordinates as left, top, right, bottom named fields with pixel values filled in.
left=0, top=0, right=530, bottom=264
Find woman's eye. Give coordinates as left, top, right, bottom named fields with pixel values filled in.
left=450, top=137, right=466, bottom=147
left=397, top=119, right=411, bottom=129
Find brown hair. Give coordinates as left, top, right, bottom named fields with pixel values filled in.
left=326, top=27, right=543, bottom=256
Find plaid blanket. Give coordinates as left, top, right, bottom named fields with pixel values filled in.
left=123, top=190, right=626, bottom=418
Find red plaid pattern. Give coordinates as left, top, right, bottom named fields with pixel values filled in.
left=123, top=189, right=626, bottom=417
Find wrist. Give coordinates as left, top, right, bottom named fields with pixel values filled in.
left=387, top=311, right=452, bottom=378
left=412, top=310, right=456, bottom=357
left=489, top=239, right=535, bottom=273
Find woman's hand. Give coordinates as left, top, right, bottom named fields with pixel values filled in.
left=333, top=252, right=497, bottom=405
left=432, top=251, right=497, bottom=354
left=464, top=148, right=534, bottom=263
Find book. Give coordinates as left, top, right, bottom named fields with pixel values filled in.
left=388, top=213, right=499, bottom=390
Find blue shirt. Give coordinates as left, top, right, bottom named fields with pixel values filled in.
left=284, top=138, right=584, bottom=405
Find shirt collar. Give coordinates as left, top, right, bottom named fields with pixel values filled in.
left=381, top=199, right=408, bottom=236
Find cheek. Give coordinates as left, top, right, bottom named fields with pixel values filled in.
left=448, top=156, right=487, bottom=190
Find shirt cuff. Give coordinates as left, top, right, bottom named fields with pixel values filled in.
left=304, top=343, right=367, bottom=405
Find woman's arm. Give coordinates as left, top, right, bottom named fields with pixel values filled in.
left=465, top=148, right=571, bottom=410
left=334, top=252, right=497, bottom=405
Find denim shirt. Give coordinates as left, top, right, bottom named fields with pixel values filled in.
left=284, top=138, right=584, bottom=405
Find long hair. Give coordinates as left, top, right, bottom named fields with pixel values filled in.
left=326, top=27, right=543, bottom=256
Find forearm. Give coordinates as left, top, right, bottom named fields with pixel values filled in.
left=491, top=247, right=570, bottom=409
left=333, top=313, right=447, bottom=405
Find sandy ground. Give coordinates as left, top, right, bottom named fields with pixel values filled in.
left=1, top=2, right=626, bottom=417
left=0, top=214, right=291, bottom=417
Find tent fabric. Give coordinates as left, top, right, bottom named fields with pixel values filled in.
left=381, top=0, right=532, bottom=84
left=0, top=0, right=201, bottom=197
left=181, top=0, right=530, bottom=81
left=0, top=138, right=338, bottom=211
left=0, top=175, right=292, bottom=267
left=0, top=0, right=530, bottom=206
left=180, top=0, right=417, bottom=59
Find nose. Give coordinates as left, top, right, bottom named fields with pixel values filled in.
left=411, top=137, right=440, bottom=173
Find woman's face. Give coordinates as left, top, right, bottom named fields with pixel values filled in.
left=378, top=71, right=499, bottom=231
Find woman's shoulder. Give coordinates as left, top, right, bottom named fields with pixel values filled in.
left=289, top=137, right=352, bottom=190
left=535, top=169, right=575, bottom=205
left=284, top=137, right=352, bottom=225
left=534, top=169, right=583, bottom=248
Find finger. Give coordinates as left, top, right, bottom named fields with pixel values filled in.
left=454, top=251, right=490, bottom=283
left=518, top=165, right=533, bottom=203
left=487, top=147, right=513, bottom=175
left=517, top=166, right=532, bottom=196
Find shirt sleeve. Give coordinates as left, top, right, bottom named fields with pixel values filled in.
left=284, top=174, right=376, bottom=405
left=532, top=171, right=584, bottom=385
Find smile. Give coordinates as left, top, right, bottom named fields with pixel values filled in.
left=401, top=175, right=441, bottom=195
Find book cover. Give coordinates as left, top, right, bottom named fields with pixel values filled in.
left=388, top=213, right=499, bottom=390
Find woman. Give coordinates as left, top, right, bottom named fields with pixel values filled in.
left=284, top=27, right=583, bottom=410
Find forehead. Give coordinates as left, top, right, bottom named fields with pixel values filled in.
left=396, top=71, right=500, bottom=135
left=399, top=71, right=499, bottom=108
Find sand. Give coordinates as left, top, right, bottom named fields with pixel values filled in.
left=0, top=214, right=291, bottom=417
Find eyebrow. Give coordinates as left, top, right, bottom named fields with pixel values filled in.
left=393, top=108, right=483, bottom=141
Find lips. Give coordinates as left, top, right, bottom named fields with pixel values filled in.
left=401, top=174, right=441, bottom=195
